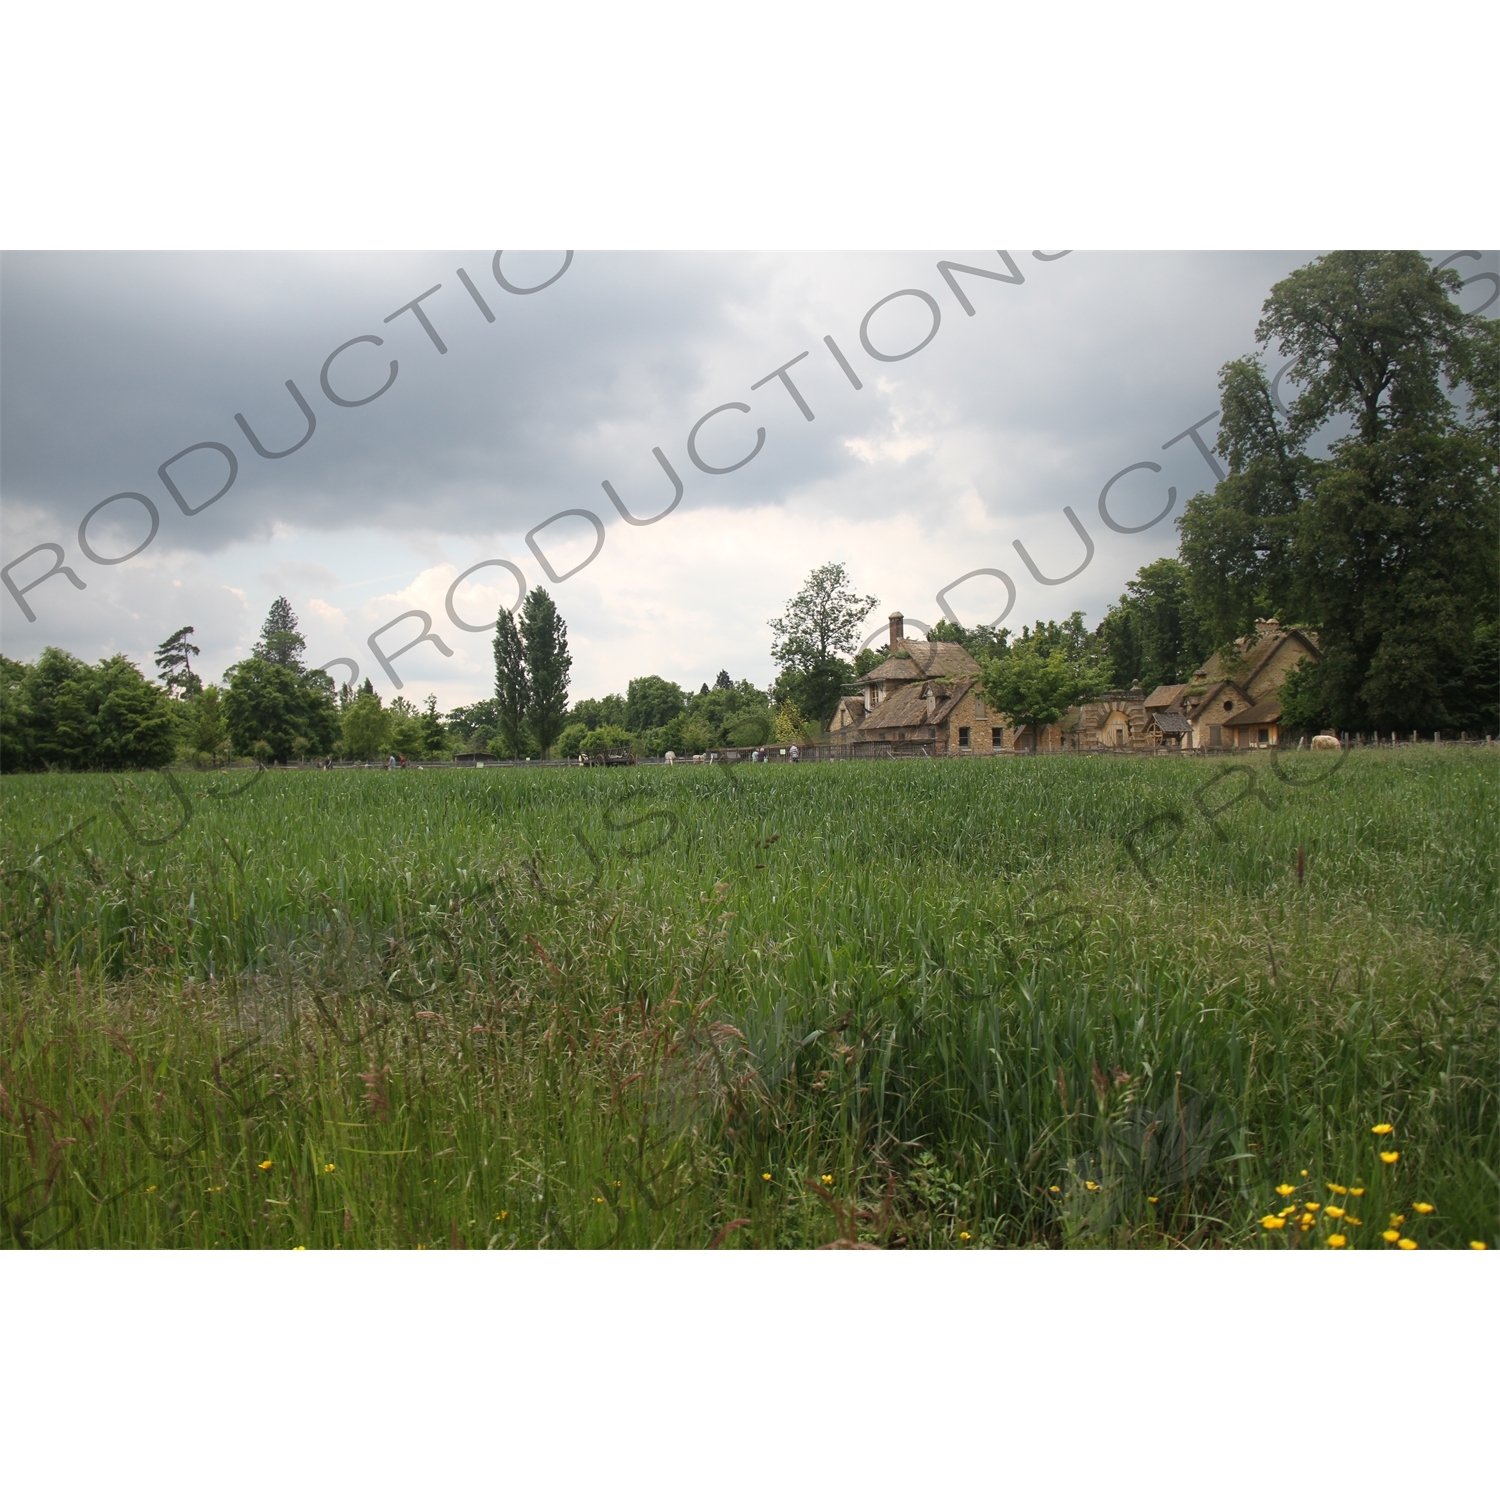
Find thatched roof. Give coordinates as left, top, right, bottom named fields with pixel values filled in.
left=857, top=640, right=982, bottom=684
left=1222, top=696, right=1281, bottom=727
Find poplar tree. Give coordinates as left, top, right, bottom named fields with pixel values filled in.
left=520, top=587, right=572, bottom=757
left=492, top=606, right=531, bottom=758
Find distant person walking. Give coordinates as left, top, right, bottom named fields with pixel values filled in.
left=789, top=743, right=800, bottom=763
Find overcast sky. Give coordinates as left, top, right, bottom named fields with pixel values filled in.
left=3, top=248, right=1495, bottom=707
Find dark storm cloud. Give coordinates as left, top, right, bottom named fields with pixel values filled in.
left=4, top=248, right=1491, bottom=699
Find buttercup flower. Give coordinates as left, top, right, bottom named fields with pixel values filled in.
left=1049, top=1186, right=1061, bottom=1194
left=959, top=1231, right=972, bottom=1242
left=293, top=1246, right=306, bottom=1251
left=1299, top=1214, right=1316, bottom=1230
left=821, top=1174, right=833, bottom=1185
left=1471, top=1242, right=1488, bottom=1251
left=1326, top=1183, right=1348, bottom=1195
left=1324, top=1205, right=1346, bottom=1219
left=1382, top=1229, right=1400, bottom=1243
left=1304, top=1202, right=1321, bottom=1212
left=324, top=1163, right=336, bottom=1173
left=1147, top=1196, right=1159, bottom=1204
left=146, top=1185, right=156, bottom=1193
left=1348, top=1186, right=1365, bottom=1197
left=1275, top=1184, right=1296, bottom=1197
left=1327, top=1234, right=1347, bottom=1248
left=1389, top=1214, right=1405, bottom=1227
left=258, top=1160, right=273, bottom=1171
left=1397, top=1238, right=1417, bottom=1250
left=1085, top=1181, right=1100, bottom=1192
left=1379, top=1151, right=1399, bottom=1164
left=762, top=1172, right=772, bottom=1181
left=1345, top=1216, right=1362, bottom=1226
left=1371, top=1123, right=1394, bottom=1135
left=1413, top=1202, right=1434, bottom=1214
left=1260, top=1215, right=1287, bottom=1230
left=494, top=1211, right=508, bottom=1220
left=1300, top=1170, right=1309, bottom=1178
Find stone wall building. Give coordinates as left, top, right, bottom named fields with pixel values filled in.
left=1136, top=620, right=1320, bottom=749
left=829, top=613, right=1009, bottom=755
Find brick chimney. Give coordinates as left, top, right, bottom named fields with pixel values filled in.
left=889, top=611, right=904, bottom=649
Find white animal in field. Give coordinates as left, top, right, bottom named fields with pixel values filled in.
left=664, top=751, right=676, bottom=766
left=692, top=753, right=705, bottom=764
left=1311, top=734, right=1341, bottom=750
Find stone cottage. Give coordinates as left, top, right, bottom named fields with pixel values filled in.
left=1149, top=620, right=1320, bottom=748
left=830, top=613, right=1005, bottom=755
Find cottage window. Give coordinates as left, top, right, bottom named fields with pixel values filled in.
left=991, top=726, right=1003, bottom=747
left=959, top=726, right=970, bottom=748
left=1258, top=728, right=1269, bottom=743
left=1224, top=700, right=1234, bottom=712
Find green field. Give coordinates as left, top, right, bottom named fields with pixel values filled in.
left=3, top=748, right=1495, bottom=1250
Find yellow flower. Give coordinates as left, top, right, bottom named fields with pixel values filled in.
left=1049, top=1186, right=1061, bottom=1193
left=1324, top=1205, right=1345, bottom=1219
left=1304, top=1202, right=1321, bottom=1211
left=1348, top=1186, right=1365, bottom=1197
left=1413, top=1202, right=1434, bottom=1214
left=146, top=1185, right=157, bottom=1193
left=1471, top=1242, right=1488, bottom=1251
left=1397, top=1238, right=1417, bottom=1250
left=1389, top=1213, right=1405, bottom=1227
left=1299, top=1214, right=1316, bottom=1230
left=1085, top=1181, right=1100, bottom=1191
left=1371, top=1122, right=1394, bottom=1135
left=1345, top=1216, right=1362, bottom=1227
left=1379, top=1151, right=1399, bottom=1164
left=1299, top=1169, right=1309, bottom=1178
left=959, top=1231, right=972, bottom=1242
left=762, top=1172, right=772, bottom=1181
left=494, top=1211, right=508, bottom=1220
left=293, top=1245, right=306, bottom=1251
left=1326, top=1183, right=1347, bottom=1195
left=1147, top=1196, right=1159, bottom=1204
left=593, top=1196, right=604, bottom=1204
left=1382, top=1229, right=1400, bottom=1243
left=258, top=1160, right=273, bottom=1170
left=1327, top=1234, right=1347, bottom=1248
left=1275, top=1184, right=1296, bottom=1197
left=1260, top=1215, right=1287, bottom=1230
left=323, top=1163, right=336, bottom=1173
left=821, top=1174, right=833, bottom=1185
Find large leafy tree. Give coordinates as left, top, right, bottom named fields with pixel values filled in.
left=341, top=688, right=389, bottom=759
left=978, top=642, right=1109, bottom=753
left=1, top=648, right=177, bottom=772
left=626, top=675, right=686, bottom=732
left=222, top=657, right=337, bottom=762
left=1097, top=559, right=1215, bottom=692
left=1178, top=251, right=1497, bottom=732
left=769, top=562, right=876, bottom=729
left=188, top=684, right=229, bottom=762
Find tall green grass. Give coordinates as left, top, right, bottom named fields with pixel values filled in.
left=3, top=749, right=1495, bottom=1248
